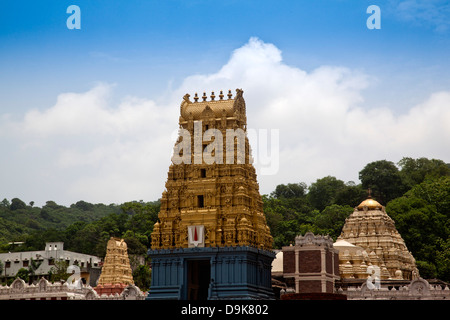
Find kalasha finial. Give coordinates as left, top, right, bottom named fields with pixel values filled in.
left=367, top=188, right=372, bottom=198
left=194, top=93, right=199, bottom=102
left=210, top=91, right=215, bottom=101
left=227, top=89, right=232, bottom=99
left=219, top=90, right=224, bottom=100
left=202, top=92, right=207, bottom=101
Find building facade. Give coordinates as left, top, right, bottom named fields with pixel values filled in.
left=0, top=242, right=101, bottom=286
left=282, top=232, right=340, bottom=294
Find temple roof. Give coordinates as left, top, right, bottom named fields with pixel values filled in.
left=356, top=197, right=383, bottom=210
left=333, top=239, right=357, bottom=248
left=179, top=89, right=245, bottom=121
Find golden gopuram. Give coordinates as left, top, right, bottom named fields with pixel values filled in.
left=335, top=196, right=419, bottom=281
left=151, top=89, right=273, bottom=250
left=97, top=237, right=134, bottom=286
left=148, top=89, right=275, bottom=300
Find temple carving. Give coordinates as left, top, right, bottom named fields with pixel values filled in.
left=151, top=89, right=273, bottom=251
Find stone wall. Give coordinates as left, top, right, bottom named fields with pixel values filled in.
left=340, top=278, right=450, bottom=300
left=0, top=277, right=145, bottom=300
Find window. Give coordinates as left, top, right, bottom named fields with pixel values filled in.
left=5, top=261, right=10, bottom=268
left=48, top=259, right=54, bottom=265
left=23, top=260, right=29, bottom=267
left=200, top=168, right=206, bottom=178
left=197, top=195, right=204, bottom=208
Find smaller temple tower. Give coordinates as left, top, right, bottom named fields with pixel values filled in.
left=336, top=196, right=419, bottom=281
left=95, top=237, right=134, bottom=296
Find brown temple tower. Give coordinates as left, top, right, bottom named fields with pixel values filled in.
left=151, top=89, right=273, bottom=251
left=148, top=89, right=275, bottom=300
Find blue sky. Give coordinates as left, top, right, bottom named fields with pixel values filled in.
left=1, top=1, right=449, bottom=206
left=2, top=0, right=449, bottom=112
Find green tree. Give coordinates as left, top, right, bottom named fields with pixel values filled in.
left=72, top=200, right=95, bottom=211
left=27, top=258, right=42, bottom=284
left=386, top=176, right=449, bottom=281
left=0, top=198, right=10, bottom=208
left=270, top=183, right=307, bottom=199
left=435, top=238, right=450, bottom=281
left=263, top=188, right=315, bottom=248
left=407, top=176, right=450, bottom=214
left=313, top=204, right=353, bottom=240
left=335, top=181, right=367, bottom=208
left=307, top=176, right=346, bottom=211
left=10, top=198, right=26, bottom=211
left=122, top=201, right=160, bottom=247
left=132, top=264, right=151, bottom=292
left=359, top=160, right=405, bottom=205
left=15, top=268, right=29, bottom=282
left=122, top=231, right=148, bottom=255
left=49, top=260, right=70, bottom=283
left=398, top=157, right=450, bottom=189
left=415, top=261, right=437, bottom=279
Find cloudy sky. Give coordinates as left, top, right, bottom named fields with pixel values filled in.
left=1, top=1, right=449, bottom=207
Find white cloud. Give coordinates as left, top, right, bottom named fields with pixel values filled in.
left=0, top=37, right=449, bottom=206
left=389, top=0, right=450, bottom=32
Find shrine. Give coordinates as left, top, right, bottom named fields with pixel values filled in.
left=335, top=194, right=419, bottom=282
left=147, top=89, right=275, bottom=300
left=95, top=237, right=134, bottom=296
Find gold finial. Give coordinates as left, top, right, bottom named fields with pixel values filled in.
left=194, top=93, right=199, bottom=102
left=219, top=90, right=224, bottom=100
left=227, top=89, right=232, bottom=99
left=202, top=92, right=207, bottom=101
left=210, top=91, right=215, bottom=101
left=368, top=188, right=372, bottom=199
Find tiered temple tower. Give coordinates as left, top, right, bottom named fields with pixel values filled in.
left=148, top=89, right=275, bottom=300
left=95, top=237, right=134, bottom=296
left=335, top=196, right=419, bottom=281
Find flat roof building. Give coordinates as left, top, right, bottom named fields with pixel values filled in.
left=0, top=242, right=102, bottom=286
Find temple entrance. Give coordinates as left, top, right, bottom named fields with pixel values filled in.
left=187, top=259, right=211, bottom=300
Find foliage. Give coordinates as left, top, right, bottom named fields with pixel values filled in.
left=15, top=268, right=29, bottom=283
left=386, top=176, right=450, bottom=281
left=359, top=160, right=406, bottom=204
left=398, top=157, right=450, bottom=188
left=307, top=176, right=346, bottom=211
left=312, top=204, right=354, bottom=239
left=132, top=264, right=151, bottom=292
left=49, top=260, right=70, bottom=283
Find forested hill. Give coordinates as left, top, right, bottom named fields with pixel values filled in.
left=0, top=157, right=449, bottom=281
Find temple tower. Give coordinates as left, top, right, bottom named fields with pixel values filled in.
left=335, top=196, right=419, bottom=281
left=148, top=89, right=275, bottom=300
left=95, top=237, right=134, bottom=296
